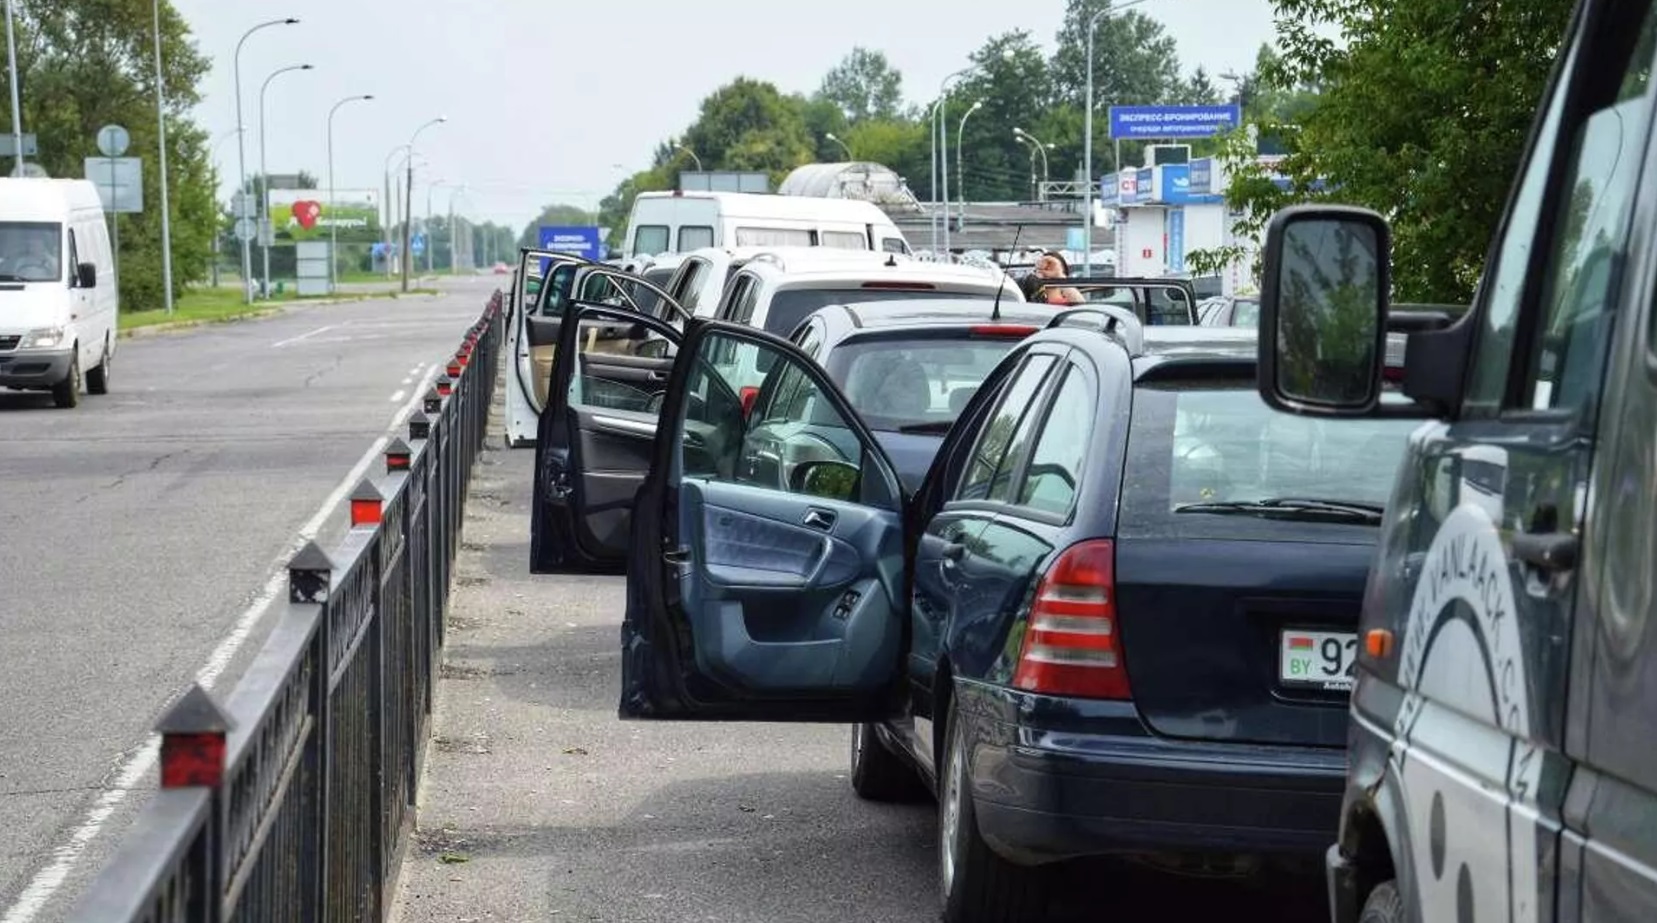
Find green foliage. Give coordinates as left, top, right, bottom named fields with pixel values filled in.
left=816, top=48, right=905, bottom=124
left=517, top=203, right=597, bottom=249
left=1050, top=1, right=1185, bottom=107
left=954, top=32, right=1055, bottom=201
left=680, top=78, right=816, bottom=181
left=1, top=0, right=215, bottom=312
left=1216, top=0, right=1572, bottom=303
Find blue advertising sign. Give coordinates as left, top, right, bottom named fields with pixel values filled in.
left=1136, top=168, right=1153, bottom=203
left=539, top=226, right=602, bottom=258
left=1166, top=208, right=1186, bottom=273
left=411, top=233, right=426, bottom=257
left=1065, top=226, right=1087, bottom=252
left=1190, top=158, right=1214, bottom=195
left=1109, top=104, right=1242, bottom=140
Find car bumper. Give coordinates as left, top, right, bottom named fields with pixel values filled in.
left=0, top=349, right=73, bottom=388
left=960, top=688, right=1345, bottom=866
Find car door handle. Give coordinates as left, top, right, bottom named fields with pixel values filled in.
left=940, top=542, right=966, bottom=562
left=647, top=369, right=668, bottom=381
left=802, top=508, right=836, bottom=531
left=1511, top=531, right=1578, bottom=573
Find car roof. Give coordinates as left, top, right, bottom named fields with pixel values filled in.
left=760, top=260, right=1019, bottom=294
left=812, top=298, right=1053, bottom=334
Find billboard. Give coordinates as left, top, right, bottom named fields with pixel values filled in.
left=267, top=189, right=380, bottom=242
left=538, top=226, right=603, bottom=272
left=1109, top=104, right=1242, bottom=140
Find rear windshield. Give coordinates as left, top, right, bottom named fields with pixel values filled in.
left=764, top=288, right=991, bottom=338
left=1119, top=383, right=1418, bottom=540
left=823, top=335, right=1021, bottom=432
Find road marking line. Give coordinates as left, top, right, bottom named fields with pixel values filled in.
left=271, top=324, right=341, bottom=348
left=390, top=389, right=406, bottom=403
left=0, top=366, right=442, bottom=923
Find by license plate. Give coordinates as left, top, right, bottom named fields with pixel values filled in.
left=1278, top=630, right=1358, bottom=692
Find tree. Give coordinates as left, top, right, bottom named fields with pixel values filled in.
left=1181, top=66, right=1224, bottom=105
left=1209, top=0, right=1573, bottom=302
left=680, top=78, right=815, bottom=181
left=1, top=0, right=215, bottom=311
left=841, top=118, right=929, bottom=186
left=817, top=47, right=905, bottom=124
left=517, top=203, right=597, bottom=249
left=798, top=94, right=850, bottom=163
left=954, top=32, right=1055, bottom=202
left=1050, top=1, right=1186, bottom=109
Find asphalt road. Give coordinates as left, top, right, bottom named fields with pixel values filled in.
left=392, top=414, right=1331, bottom=923
left=0, top=276, right=499, bottom=923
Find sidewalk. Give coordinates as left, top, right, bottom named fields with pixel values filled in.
left=388, top=396, right=938, bottom=923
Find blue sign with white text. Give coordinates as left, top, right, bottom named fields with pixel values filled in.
left=411, top=233, right=426, bottom=257
left=1190, top=158, right=1214, bottom=195
left=537, top=225, right=603, bottom=273
left=1166, top=208, right=1185, bottom=273
left=1109, top=104, right=1242, bottom=140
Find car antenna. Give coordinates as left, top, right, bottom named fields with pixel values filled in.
left=990, top=223, right=1025, bottom=322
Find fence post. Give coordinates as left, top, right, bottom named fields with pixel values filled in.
left=289, top=540, right=333, bottom=919
left=156, top=684, right=233, bottom=923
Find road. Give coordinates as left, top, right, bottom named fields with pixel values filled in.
left=0, top=276, right=498, bottom=923
left=391, top=422, right=1331, bottom=923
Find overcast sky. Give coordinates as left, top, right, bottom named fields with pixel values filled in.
left=170, top=0, right=1281, bottom=232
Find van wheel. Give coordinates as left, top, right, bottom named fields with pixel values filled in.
left=52, top=352, right=81, bottom=409
left=849, top=722, right=925, bottom=802
left=939, top=704, right=1050, bottom=923
left=86, top=340, right=111, bottom=395
left=1359, top=881, right=1404, bottom=923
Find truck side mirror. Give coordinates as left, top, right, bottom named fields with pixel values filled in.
left=1257, top=205, right=1389, bottom=417
left=76, top=261, right=97, bottom=288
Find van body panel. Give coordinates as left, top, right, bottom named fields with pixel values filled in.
left=624, top=192, right=908, bottom=258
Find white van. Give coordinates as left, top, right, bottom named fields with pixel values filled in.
left=623, top=191, right=910, bottom=259
left=0, top=178, right=117, bottom=408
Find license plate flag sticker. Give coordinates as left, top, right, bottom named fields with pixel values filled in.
left=1287, top=635, right=1314, bottom=651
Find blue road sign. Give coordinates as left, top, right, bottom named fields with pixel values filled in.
left=411, top=233, right=426, bottom=256
left=537, top=225, right=603, bottom=274
left=1166, top=208, right=1186, bottom=273
left=1109, top=104, right=1242, bottom=140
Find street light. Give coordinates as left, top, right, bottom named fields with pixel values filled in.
left=326, top=93, right=373, bottom=292
left=151, top=0, right=175, bottom=313
left=956, top=100, right=984, bottom=233
left=824, top=132, right=853, bottom=161
left=209, top=126, right=243, bottom=288
left=257, top=62, right=312, bottom=298
left=425, top=178, right=447, bottom=275
left=382, top=143, right=411, bottom=278
left=233, top=17, right=299, bottom=304
left=1014, top=127, right=1053, bottom=194
left=1085, top=0, right=1150, bottom=276
left=673, top=141, right=702, bottom=171
left=930, top=67, right=973, bottom=257
left=402, top=116, right=447, bottom=293
left=4, top=0, right=23, bottom=176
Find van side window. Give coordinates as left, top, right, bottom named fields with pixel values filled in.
left=67, top=230, right=81, bottom=285
left=633, top=225, right=669, bottom=256
left=881, top=238, right=909, bottom=255
left=734, top=227, right=813, bottom=247
left=821, top=231, right=867, bottom=250
left=1521, top=6, right=1657, bottom=413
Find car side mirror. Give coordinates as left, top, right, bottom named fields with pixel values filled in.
left=1257, top=205, right=1389, bottom=416
left=635, top=338, right=669, bottom=359
left=76, top=261, right=97, bottom=288
left=791, top=459, right=859, bottom=502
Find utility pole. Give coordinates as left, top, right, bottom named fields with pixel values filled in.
left=4, top=0, right=22, bottom=176
left=152, top=0, right=174, bottom=314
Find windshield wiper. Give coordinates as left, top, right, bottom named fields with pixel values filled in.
left=1174, top=497, right=1384, bottom=525
left=894, top=421, right=956, bottom=435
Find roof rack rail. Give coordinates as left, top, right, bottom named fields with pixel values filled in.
left=1046, top=306, right=1145, bottom=355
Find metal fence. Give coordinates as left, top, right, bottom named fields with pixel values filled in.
left=67, top=291, right=505, bottom=923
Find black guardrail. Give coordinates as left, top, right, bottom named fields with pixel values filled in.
left=66, top=291, right=506, bottom=923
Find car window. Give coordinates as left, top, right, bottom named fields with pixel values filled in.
left=66, top=229, right=80, bottom=285
left=821, top=231, right=867, bottom=250
left=678, top=226, right=714, bottom=250
left=824, top=336, right=1024, bottom=433
left=1523, top=7, right=1657, bottom=413
left=794, top=320, right=825, bottom=360
left=633, top=225, right=669, bottom=256
left=734, top=227, right=813, bottom=247
left=1119, top=383, right=1419, bottom=537
left=540, top=262, right=580, bottom=316
left=1016, top=366, right=1093, bottom=516
left=675, top=260, right=709, bottom=314
left=881, top=238, right=908, bottom=254
left=955, top=354, right=1058, bottom=503
left=762, top=287, right=989, bottom=339
left=1233, top=299, right=1259, bottom=326
left=0, top=221, right=63, bottom=282
left=679, top=330, right=893, bottom=507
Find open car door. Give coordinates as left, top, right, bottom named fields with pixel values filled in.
left=618, top=321, right=908, bottom=722
left=506, top=248, right=597, bottom=447
left=529, top=283, right=690, bottom=574
left=1061, top=276, right=1199, bottom=326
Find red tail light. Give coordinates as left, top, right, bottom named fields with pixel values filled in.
left=969, top=324, right=1039, bottom=337
left=1382, top=366, right=1404, bottom=382
left=861, top=281, right=936, bottom=290
left=1011, top=540, right=1130, bottom=699
left=739, top=386, right=760, bottom=419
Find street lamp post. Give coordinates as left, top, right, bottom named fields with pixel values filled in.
left=258, top=62, right=312, bottom=298
left=326, top=93, right=373, bottom=293
left=1014, top=128, right=1052, bottom=197
left=931, top=67, right=973, bottom=258
left=402, top=117, right=447, bottom=293
left=447, top=184, right=467, bottom=273
left=4, top=0, right=23, bottom=176
left=955, top=100, right=983, bottom=235
left=425, top=178, right=445, bottom=275
left=1084, top=0, right=1150, bottom=276
left=382, top=143, right=410, bottom=278
left=674, top=142, right=702, bottom=171
left=210, top=126, right=242, bottom=288
left=824, top=132, right=853, bottom=161
left=233, top=17, right=299, bottom=305
left=151, top=0, right=174, bottom=314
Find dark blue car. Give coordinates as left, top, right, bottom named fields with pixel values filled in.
left=532, top=297, right=1418, bottom=921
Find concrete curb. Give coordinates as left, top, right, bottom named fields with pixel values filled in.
left=119, top=289, right=444, bottom=339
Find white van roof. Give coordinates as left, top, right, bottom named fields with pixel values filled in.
left=632, top=191, right=892, bottom=222
left=0, top=178, right=103, bottom=222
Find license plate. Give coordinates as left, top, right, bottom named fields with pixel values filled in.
left=1278, top=629, right=1358, bottom=692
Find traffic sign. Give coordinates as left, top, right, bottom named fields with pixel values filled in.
left=1108, top=105, right=1242, bottom=141
left=411, top=233, right=426, bottom=256
left=232, top=193, right=257, bottom=219
left=234, top=218, right=259, bottom=241
left=96, top=124, right=131, bottom=158
left=84, top=157, right=144, bottom=213
left=0, top=134, right=38, bottom=158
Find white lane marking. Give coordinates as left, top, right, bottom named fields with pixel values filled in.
left=271, top=324, right=340, bottom=348
left=389, top=389, right=406, bottom=403
left=0, top=366, right=441, bottom=923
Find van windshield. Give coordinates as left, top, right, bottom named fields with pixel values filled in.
left=0, top=222, right=63, bottom=283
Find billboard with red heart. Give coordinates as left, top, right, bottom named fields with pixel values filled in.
left=268, top=189, right=379, bottom=241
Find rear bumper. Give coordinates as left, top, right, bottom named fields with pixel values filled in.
left=0, top=349, right=73, bottom=388
left=960, top=686, right=1345, bottom=866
